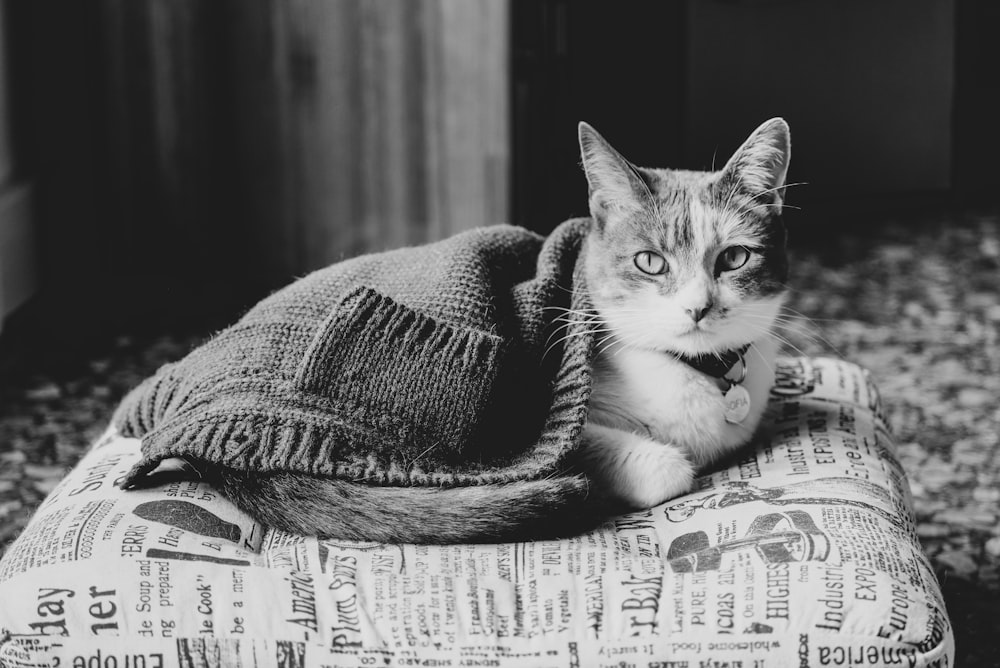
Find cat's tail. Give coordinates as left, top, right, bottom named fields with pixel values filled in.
left=216, top=470, right=604, bottom=543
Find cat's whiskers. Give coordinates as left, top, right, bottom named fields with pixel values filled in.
left=596, top=336, right=624, bottom=358
left=543, top=301, right=656, bottom=361
left=545, top=326, right=610, bottom=350
left=542, top=282, right=587, bottom=298
left=773, top=322, right=844, bottom=358
left=600, top=309, right=722, bottom=359
left=729, top=320, right=785, bottom=352
left=542, top=305, right=600, bottom=316
left=748, top=181, right=808, bottom=200
left=545, top=312, right=604, bottom=333
left=590, top=311, right=655, bottom=357
left=748, top=341, right=776, bottom=376
left=740, top=311, right=845, bottom=358
left=591, top=325, right=629, bottom=356
left=738, top=319, right=814, bottom=360
left=543, top=325, right=615, bottom=360
left=768, top=319, right=827, bottom=343
left=771, top=316, right=850, bottom=356
left=547, top=314, right=602, bottom=333
left=611, top=340, right=638, bottom=360
left=545, top=309, right=603, bottom=330
left=778, top=304, right=848, bottom=325
left=744, top=202, right=802, bottom=214
left=720, top=181, right=807, bottom=219
left=769, top=313, right=835, bottom=334
left=607, top=331, right=646, bottom=358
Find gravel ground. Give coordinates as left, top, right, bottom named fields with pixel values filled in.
left=1, top=210, right=998, bottom=664
left=786, top=210, right=1000, bottom=665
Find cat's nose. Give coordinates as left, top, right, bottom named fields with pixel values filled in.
left=685, top=304, right=711, bottom=323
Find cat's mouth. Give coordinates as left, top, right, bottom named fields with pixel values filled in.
left=665, top=321, right=753, bottom=358
left=665, top=327, right=719, bottom=353
left=677, top=318, right=719, bottom=341
left=680, top=321, right=707, bottom=335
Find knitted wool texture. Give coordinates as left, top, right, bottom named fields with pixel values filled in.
left=115, top=219, right=595, bottom=488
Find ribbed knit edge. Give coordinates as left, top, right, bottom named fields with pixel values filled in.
left=112, top=364, right=182, bottom=438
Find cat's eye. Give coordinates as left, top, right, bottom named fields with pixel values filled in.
left=716, top=246, right=751, bottom=273
left=634, top=251, right=667, bottom=275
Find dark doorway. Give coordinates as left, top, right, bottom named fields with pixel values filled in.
left=511, top=0, right=687, bottom=234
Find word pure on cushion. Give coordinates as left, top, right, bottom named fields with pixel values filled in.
left=0, top=357, right=954, bottom=667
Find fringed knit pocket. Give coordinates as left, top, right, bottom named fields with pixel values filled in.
left=294, top=286, right=505, bottom=464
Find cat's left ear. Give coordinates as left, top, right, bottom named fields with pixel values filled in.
left=720, top=118, right=791, bottom=211
left=578, top=122, right=651, bottom=227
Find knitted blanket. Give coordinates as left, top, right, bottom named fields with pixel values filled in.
left=114, top=218, right=595, bottom=489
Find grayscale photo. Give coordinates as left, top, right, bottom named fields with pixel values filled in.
left=0, top=1, right=993, bottom=665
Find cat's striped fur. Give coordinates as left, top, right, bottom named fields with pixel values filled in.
left=204, top=119, right=792, bottom=542
left=576, top=118, right=791, bottom=509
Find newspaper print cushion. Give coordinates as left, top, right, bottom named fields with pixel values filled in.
left=0, top=357, right=954, bottom=667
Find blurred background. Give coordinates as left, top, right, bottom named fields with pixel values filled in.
left=0, top=1, right=999, bottom=662
left=0, top=0, right=995, bottom=347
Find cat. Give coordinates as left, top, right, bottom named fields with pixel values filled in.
left=204, top=118, right=791, bottom=543
left=575, top=118, right=790, bottom=510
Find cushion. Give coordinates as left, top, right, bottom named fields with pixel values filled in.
left=0, top=357, right=955, bottom=666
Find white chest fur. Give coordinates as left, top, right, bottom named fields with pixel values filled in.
left=587, top=336, right=780, bottom=469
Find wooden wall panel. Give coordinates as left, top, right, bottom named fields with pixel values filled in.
left=425, top=1, right=510, bottom=244
left=0, top=0, right=509, bottom=340
left=227, top=0, right=511, bottom=282
left=101, top=0, right=238, bottom=280
left=29, top=0, right=512, bottom=302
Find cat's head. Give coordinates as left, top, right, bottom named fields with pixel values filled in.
left=579, top=119, right=791, bottom=357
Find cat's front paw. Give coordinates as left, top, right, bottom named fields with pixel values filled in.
left=581, top=423, right=695, bottom=509
left=618, top=444, right=695, bottom=509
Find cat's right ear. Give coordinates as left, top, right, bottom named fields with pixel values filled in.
left=578, top=122, right=650, bottom=228
left=719, top=118, right=791, bottom=210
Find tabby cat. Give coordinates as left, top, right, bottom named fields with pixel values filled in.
left=576, top=118, right=790, bottom=510
left=212, top=118, right=792, bottom=542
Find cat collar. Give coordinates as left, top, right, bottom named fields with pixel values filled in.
left=670, top=345, right=753, bottom=423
